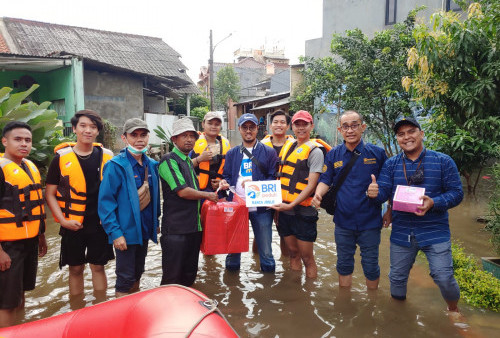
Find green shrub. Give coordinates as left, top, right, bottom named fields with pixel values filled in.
left=191, top=106, right=209, bottom=121
left=485, top=162, right=500, bottom=255
left=452, top=243, right=500, bottom=312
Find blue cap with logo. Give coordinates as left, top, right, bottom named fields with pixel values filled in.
left=238, top=113, right=259, bottom=127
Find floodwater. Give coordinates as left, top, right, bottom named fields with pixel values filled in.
left=15, top=192, right=500, bottom=337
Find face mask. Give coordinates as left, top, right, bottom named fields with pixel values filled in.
left=127, top=145, right=148, bottom=155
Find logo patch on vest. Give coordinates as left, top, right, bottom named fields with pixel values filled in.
left=13, top=168, right=19, bottom=175
left=334, top=161, right=343, bottom=168
left=364, top=158, right=376, bottom=164
left=296, top=148, right=303, bottom=154
left=65, top=161, right=72, bottom=168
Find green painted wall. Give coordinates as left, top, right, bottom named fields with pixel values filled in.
left=0, top=57, right=84, bottom=122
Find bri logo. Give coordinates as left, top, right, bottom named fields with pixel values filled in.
left=65, top=161, right=72, bottom=168
left=246, top=184, right=260, bottom=199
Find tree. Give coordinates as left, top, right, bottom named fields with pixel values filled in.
left=171, top=94, right=210, bottom=115
left=404, top=1, right=500, bottom=193
left=0, top=84, right=70, bottom=175
left=299, top=12, right=419, bottom=155
left=214, top=66, right=240, bottom=111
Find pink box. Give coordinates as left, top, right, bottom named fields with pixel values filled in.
left=392, top=185, right=426, bottom=213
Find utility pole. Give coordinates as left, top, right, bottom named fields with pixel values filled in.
left=209, top=30, right=214, bottom=111
left=208, top=30, right=232, bottom=112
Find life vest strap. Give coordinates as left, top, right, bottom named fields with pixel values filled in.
left=0, top=213, right=46, bottom=227
left=197, top=168, right=223, bottom=179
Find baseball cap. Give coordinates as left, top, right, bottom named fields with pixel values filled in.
left=123, top=118, right=149, bottom=134
left=204, top=111, right=223, bottom=122
left=291, top=110, right=313, bottom=124
left=172, top=117, right=199, bottom=139
left=238, top=113, right=258, bottom=126
left=393, top=117, right=421, bottom=133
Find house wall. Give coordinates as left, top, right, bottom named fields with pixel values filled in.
left=306, top=0, right=453, bottom=59
left=83, top=70, right=144, bottom=128
left=0, top=66, right=78, bottom=122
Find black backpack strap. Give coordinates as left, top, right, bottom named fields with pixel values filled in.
left=330, top=149, right=361, bottom=198
left=241, top=146, right=266, bottom=174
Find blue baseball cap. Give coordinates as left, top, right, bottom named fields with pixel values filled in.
left=238, top=113, right=259, bottom=127
left=393, top=116, right=421, bottom=133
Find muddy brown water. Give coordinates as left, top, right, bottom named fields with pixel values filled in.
left=15, top=194, right=500, bottom=337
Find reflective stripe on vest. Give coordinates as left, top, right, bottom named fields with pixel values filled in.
left=192, top=134, right=230, bottom=190
left=54, top=143, right=113, bottom=223
left=0, top=158, right=45, bottom=241
left=278, top=140, right=320, bottom=207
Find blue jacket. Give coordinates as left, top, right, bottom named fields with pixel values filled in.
left=223, top=141, right=277, bottom=212
left=98, top=149, right=160, bottom=245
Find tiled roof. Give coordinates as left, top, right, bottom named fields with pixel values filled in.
left=0, top=33, right=9, bottom=53
left=2, top=17, right=198, bottom=94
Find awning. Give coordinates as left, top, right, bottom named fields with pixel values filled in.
left=250, top=97, right=290, bottom=111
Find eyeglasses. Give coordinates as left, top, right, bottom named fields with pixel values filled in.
left=340, top=123, right=360, bottom=131
left=240, top=125, right=257, bottom=131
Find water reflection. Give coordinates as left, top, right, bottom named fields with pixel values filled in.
left=14, top=197, right=500, bottom=337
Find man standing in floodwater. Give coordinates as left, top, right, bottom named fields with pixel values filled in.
left=312, top=110, right=387, bottom=289
left=46, top=110, right=114, bottom=299
left=368, top=117, right=463, bottom=311
left=0, top=122, right=47, bottom=327
left=219, top=113, right=277, bottom=273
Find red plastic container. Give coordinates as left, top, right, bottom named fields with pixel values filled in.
left=201, top=194, right=249, bottom=255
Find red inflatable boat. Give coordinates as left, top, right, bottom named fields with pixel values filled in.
left=0, top=285, right=238, bottom=337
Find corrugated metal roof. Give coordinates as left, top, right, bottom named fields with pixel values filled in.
left=2, top=17, right=199, bottom=94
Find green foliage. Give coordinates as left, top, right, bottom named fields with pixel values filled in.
left=423, top=112, right=500, bottom=193
left=406, top=1, right=500, bottom=194
left=150, top=125, right=173, bottom=157
left=214, top=66, right=240, bottom=111
left=190, top=106, right=209, bottom=121
left=96, top=119, right=118, bottom=150
left=171, top=94, right=210, bottom=115
left=300, top=11, right=419, bottom=154
left=486, top=163, right=500, bottom=255
left=0, top=85, right=70, bottom=173
left=452, top=242, right=500, bottom=311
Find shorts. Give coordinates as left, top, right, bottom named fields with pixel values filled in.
left=0, top=237, right=38, bottom=309
left=277, top=210, right=318, bottom=242
left=59, top=226, right=114, bottom=268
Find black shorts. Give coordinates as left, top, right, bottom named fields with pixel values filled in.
left=0, top=237, right=38, bottom=309
left=59, top=226, right=114, bottom=268
left=277, top=210, right=319, bottom=242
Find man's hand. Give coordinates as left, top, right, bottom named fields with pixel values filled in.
left=415, top=195, right=434, bottom=216
left=61, top=219, right=83, bottom=231
left=382, top=206, right=392, bottom=228
left=198, top=146, right=213, bottom=163
left=311, top=193, right=323, bottom=208
left=38, top=234, right=48, bottom=257
left=240, top=179, right=251, bottom=188
left=270, top=203, right=293, bottom=212
left=367, top=174, right=379, bottom=199
left=219, top=179, right=230, bottom=190
left=205, top=192, right=218, bottom=203
left=113, top=236, right=127, bottom=251
left=0, top=247, right=11, bottom=271
left=210, top=179, right=220, bottom=191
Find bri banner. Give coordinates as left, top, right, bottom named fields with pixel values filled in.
left=244, top=180, right=282, bottom=207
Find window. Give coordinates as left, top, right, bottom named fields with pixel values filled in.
left=385, top=0, right=397, bottom=25
left=446, top=0, right=462, bottom=12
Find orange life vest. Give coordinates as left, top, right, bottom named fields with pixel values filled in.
left=261, top=135, right=295, bottom=158
left=0, top=157, right=45, bottom=241
left=278, top=139, right=330, bottom=206
left=53, top=142, right=113, bottom=223
left=192, top=134, right=230, bottom=190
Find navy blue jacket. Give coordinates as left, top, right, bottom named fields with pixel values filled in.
left=223, top=141, right=277, bottom=213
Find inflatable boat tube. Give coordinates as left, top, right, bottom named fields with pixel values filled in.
left=0, top=285, right=238, bottom=337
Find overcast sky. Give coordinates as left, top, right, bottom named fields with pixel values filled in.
left=2, top=0, right=323, bottom=82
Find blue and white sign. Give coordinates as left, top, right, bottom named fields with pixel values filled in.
left=244, top=180, right=282, bottom=207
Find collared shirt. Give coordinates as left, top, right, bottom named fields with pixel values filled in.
left=159, top=147, right=201, bottom=234
left=319, top=140, right=387, bottom=231
left=126, top=150, right=154, bottom=239
left=375, top=148, right=464, bottom=247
